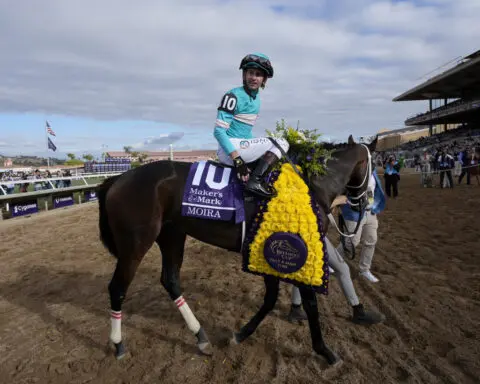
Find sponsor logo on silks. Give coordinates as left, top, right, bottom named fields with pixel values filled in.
left=239, top=140, right=250, bottom=149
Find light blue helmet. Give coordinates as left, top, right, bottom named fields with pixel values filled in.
left=239, top=53, right=274, bottom=78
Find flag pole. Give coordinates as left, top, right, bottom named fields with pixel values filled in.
left=45, top=121, right=50, bottom=169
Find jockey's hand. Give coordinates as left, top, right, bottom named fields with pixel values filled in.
left=233, top=156, right=250, bottom=182
left=330, top=195, right=348, bottom=208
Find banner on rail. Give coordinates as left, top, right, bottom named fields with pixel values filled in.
left=84, top=190, right=98, bottom=202
left=12, top=201, right=39, bottom=217
left=53, top=194, right=74, bottom=209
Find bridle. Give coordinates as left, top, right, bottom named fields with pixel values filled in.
left=266, top=138, right=373, bottom=243
left=327, top=143, right=372, bottom=239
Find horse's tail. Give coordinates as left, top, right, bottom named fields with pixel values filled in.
left=98, top=175, right=121, bottom=258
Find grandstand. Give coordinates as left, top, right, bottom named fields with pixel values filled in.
left=375, top=126, right=430, bottom=151
left=393, top=49, right=480, bottom=136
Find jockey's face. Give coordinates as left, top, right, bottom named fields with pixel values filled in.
left=244, top=68, right=266, bottom=90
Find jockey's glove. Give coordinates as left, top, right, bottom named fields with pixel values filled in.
left=233, top=156, right=249, bottom=180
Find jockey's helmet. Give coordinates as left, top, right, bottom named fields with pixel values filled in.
left=239, top=53, right=274, bottom=78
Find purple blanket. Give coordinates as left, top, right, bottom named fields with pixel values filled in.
left=181, top=161, right=245, bottom=223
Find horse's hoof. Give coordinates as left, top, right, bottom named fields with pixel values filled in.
left=229, top=332, right=241, bottom=346
left=328, top=353, right=343, bottom=367
left=314, top=347, right=342, bottom=366
left=114, top=342, right=126, bottom=360
left=288, top=305, right=307, bottom=324
left=198, top=341, right=213, bottom=356
left=324, top=349, right=342, bottom=366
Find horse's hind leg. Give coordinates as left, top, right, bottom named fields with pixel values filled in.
left=108, top=256, right=143, bottom=359
left=157, top=223, right=213, bottom=356
left=232, top=275, right=279, bottom=344
left=108, top=227, right=160, bottom=359
left=299, top=286, right=341, bottom=366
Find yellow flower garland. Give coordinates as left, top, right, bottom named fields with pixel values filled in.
left=246, top=163, right=326, bottom=288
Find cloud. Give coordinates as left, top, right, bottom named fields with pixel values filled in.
left=0, top=0, right=479, bottom=154
left=131, top=132, right=185, bottom=150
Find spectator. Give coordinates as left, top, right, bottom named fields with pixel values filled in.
left=438, top=149, right=454, bottom=188
left=383, top=155, right=400, bottom=198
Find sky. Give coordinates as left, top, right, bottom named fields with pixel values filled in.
left=0, top=0, right=479, bottom=159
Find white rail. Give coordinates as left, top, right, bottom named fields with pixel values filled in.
left=0, top=173, right=121, bottom=219
left=0, top=173, right=121, bottom=195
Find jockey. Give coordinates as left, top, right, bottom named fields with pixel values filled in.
left=336, top=165, right=386, bottom=283
left=213, top=53, right=289, bottom=198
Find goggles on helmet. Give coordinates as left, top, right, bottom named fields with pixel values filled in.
left=239, top=54, right=274, bottom=78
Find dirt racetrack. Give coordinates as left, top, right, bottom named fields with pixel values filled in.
left=1, top=174, right=479, bottom=384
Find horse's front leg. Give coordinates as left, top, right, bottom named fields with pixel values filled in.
left=299, top=286, right=342, bottom=366
left=232, top=275, right=279, bottom=344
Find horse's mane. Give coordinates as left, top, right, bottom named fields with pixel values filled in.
left=317, top=141, right=350, bottom=151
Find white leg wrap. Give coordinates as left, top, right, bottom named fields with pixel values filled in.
left=174, top=296, right=201, bottom=334
left=110, top=310, right=122, bottom=344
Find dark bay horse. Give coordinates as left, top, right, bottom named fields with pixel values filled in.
left=97, top=135, right=377, bottom=365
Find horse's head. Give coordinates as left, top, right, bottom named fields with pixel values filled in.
left=309, top=135, right=377, bottom=212
left=343, top=135, right=377, bottom=206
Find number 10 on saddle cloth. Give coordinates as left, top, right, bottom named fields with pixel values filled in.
left=242, top=163, right=329, bottom=294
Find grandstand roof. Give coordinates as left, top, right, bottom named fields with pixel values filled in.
left=377, top=126, right=427, bottom=138
left=393, top=49, right=480, bottom=101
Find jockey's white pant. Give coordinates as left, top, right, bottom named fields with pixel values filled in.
left=336, top=212, right=378, bottom=273
left=217, top=137, right=290, bottom=165
left=291, top=237, right=360, bottom=307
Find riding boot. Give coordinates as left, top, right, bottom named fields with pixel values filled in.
left=245, top=151, right=278, bottom=198
left=352, top=304, right=385, bottom=325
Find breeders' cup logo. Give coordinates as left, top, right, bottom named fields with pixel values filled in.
left=53, top=195, right=74, bottom=208
left=269, top=240, right=300, bottom=260
left=239, top=140, right=250, bottom=149
left=85, top=191, right=97, bottom=201
left=263, top=232, right=308, bottom=274
left=55, top=197, right=72, bottom=204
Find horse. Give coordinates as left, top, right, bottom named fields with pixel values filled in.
left=97, top=134, right=377, bottom=366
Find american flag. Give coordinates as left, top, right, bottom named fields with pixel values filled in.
left=46, top=121, right=56, bottom=136
left=47, top=137, right=57, bottom=152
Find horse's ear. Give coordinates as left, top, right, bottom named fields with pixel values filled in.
left=347, top=135, right=355, bottom=146
left=367, top=135, right=378, bottom=152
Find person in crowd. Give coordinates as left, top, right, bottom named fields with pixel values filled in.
left=383, top=155, right=400, bottom=198
left=458, top=147, right=471, bottom=185
left=438, top=149, right=454, bottom=188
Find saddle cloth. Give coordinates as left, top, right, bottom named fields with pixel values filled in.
left=181, top=160, right=245, bottom=223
